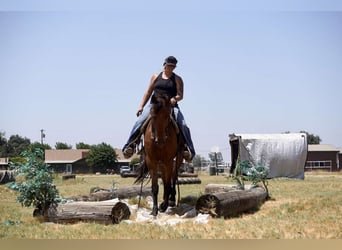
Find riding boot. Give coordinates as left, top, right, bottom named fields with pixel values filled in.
left=123, top=132, right=142, bottom=159
left=183, top=144, right=192, bottom=163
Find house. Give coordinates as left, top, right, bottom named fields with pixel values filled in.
left=45, top=149, right=140, bottom=174
left=114, top=148, right=140, bottom=172
left=45, top=149, right=91, bottom=174
left=339, top=148, right=342, bottom=171
left=305, top=144, right=340, bottom=172
left=0, top=158, right=9, bottom=170
left=229, top=133, right=308, bottom=179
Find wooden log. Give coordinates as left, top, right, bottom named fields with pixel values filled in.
left=62, top=174, right=76, bottom=181
left=69, top=185, right=152, bottom=201
left=113, top=185, right=152, bottom=199
left=178, top=173, right=198, bottom=178
left=44, top=199, right=131, bottom=224
left=204, top=184, right=249, bottom=194
left=177, top=178, right=201, bottom=185
left=122, top=172, right=198, bottom=178
left=196, top=186, right=267, bottom=218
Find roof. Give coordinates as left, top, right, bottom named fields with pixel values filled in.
left=229, top=133, right=306, bottom=141
left=308, top=144, right=339, bottom=152
left=45, top=149, right=90, bottom=164
left=45, top=149, right=139, bottom=164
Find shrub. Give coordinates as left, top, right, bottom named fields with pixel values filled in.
left=7, top=148, right=59, bottom=216
left=231, top=160, right=270, bottom=198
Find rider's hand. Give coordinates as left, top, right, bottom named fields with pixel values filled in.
left=136, top=108, right=143, bottom=116
left=170, top=97, right=177, bottom=106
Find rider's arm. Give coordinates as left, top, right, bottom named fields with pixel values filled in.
left=136, top=74, right=158, bottom=116
left=173, top=75, right=184, bottom=103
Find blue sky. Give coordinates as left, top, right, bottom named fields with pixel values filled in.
left=1, top=1, right=342, bottom=162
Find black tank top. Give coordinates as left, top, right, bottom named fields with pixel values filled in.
left=153, top=72, right=177, bottom=98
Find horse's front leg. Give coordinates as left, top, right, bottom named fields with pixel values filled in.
left=151, top=173, right=159, bottom=216
left=159, top=179, right=170, bottom=213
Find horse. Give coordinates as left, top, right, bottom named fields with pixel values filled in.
left=135, top=93, right=184, bottom=216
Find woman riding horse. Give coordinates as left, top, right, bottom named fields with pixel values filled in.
left=135, top=93, right=184, bottom=215
left=122, top=56, right=195, bottom=162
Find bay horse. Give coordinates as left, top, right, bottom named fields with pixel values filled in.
left=135, top=93, right=184, bottom=216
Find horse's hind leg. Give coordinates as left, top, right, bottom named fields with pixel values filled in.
left=170, top=153, right=182, bottom=207
left=169, top=177, right=177, bottom=207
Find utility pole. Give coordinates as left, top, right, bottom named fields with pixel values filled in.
left=40, top=129, right=45, bottom=144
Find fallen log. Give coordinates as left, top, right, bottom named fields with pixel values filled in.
left=44, top=199, right=131, bottom=224
left=121, top=172, right=198, bottom=178
left=177, top=178, right=201, bottom=185
left=69, top=185, right=152, bottom=201
left=178, top=173, right=198, bottom=178
left=62, top=174, right=76, bottom=181
left=196, top=186, right=267, bottom=218
left=204, top=184, right=250, bottom=194
left=113, top=185, right=152, bottom=199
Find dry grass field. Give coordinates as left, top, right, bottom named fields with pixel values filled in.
left=1, top=171, right=342, bottom=239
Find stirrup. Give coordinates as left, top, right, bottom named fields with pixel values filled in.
left=123, top=146, right=134, bottom=159
left=183, top=150, right=192, bottom=163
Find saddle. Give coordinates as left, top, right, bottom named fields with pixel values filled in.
left=132, top=114, right=180, bottom=155
left=140, top=114, right=179, bottom=135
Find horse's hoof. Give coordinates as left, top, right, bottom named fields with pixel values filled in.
left=169, top=200, right=176, bottom=207
left=159, top=202, right=168, bottom=212
left=150, top=208, right=158, bottom=216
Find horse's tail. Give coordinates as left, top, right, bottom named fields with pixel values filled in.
left=134, top=151, right=148, bottom=184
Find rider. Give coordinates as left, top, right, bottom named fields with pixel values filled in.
left=122, top=56, right=195, bottom=162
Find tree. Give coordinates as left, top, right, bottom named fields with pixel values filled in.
left=300, top=131, right=321, bottom=144
left=284, top=131, right=321, bottom=144
left=29, top=142, right=52, bottom=160
left=55, top=142, right=72, bottom=149
left=76, top=142, right=92, bottom=149
left=30, top=142, right=52, bottom=150
left=7, top=134, right=31, bottom=157
left=130, top=157, right=140, bottom=166
left=192, top=155, right=202, bottom=167
left=0, top=131, right=7, bottom=157
left=86, top=143, right=118, bottom=170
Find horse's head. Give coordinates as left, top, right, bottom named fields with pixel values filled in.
left=150, top=94, right=172, bottom=117
left=149, top=94, right=172, bottom=145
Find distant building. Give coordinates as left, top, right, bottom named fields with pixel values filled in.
left=45, top=149, right=91, bottom=174
left=0, top=158, right=9, bottom=170
left=45, top=149, right=140, bottom=174
left=305, top=144, right=341, bottom=172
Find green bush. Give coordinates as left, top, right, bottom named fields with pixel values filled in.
left=232, top=160, right=270, bottom=198
left=7, top=148, right=59, bottom=216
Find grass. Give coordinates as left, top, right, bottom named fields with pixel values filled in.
left=1, top=171, right=342, bottom=239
